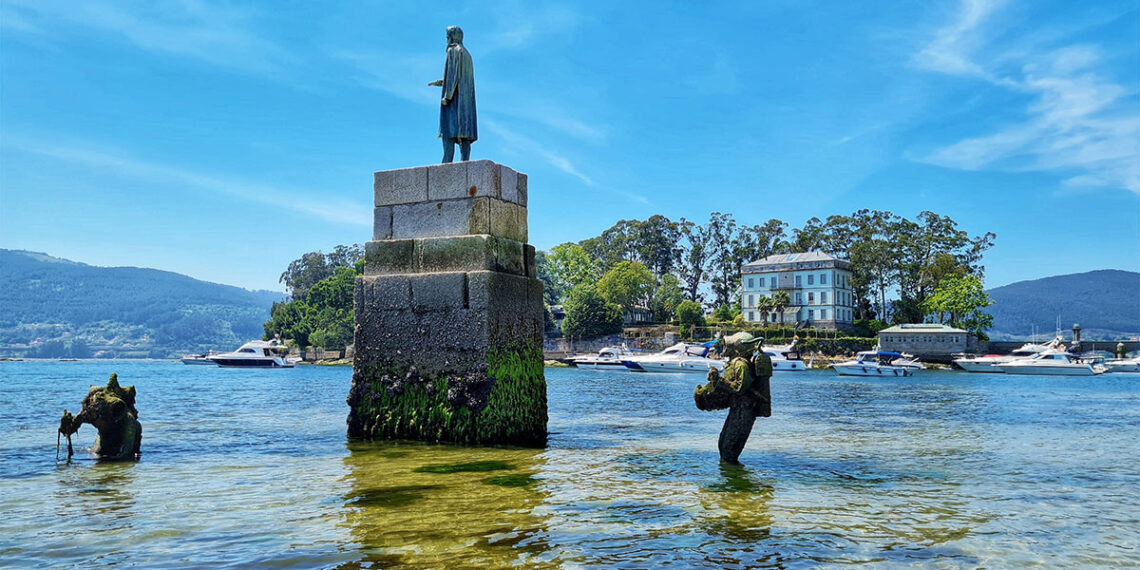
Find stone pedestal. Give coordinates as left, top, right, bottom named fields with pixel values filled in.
left=348, top=160, right=547, bottom=446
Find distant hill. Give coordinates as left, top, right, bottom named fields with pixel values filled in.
left=0, top=249, right=283, bottom=358
left=987, top=270, right=1140, bottom=340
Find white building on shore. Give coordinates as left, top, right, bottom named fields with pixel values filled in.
left=740, top=252, right=854, bottom=330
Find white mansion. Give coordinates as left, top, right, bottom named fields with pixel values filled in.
left=740, top=252, right=854, bottom=330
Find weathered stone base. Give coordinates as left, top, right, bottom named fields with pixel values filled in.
left=347, top=270, right=547, bottom=446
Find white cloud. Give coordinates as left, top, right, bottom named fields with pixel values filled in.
left=5, top=136, right=371, bottom=227
left=2, top=0, right=291, bottom=75
left=916, top=1, right=1140, bottom=195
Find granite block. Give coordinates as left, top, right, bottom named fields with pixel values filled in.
left=410, top=272, right=467, bottom=312
left=392, top=198, right=488, bottom=239
left=524, top=245, right=536, bottom=279
left=364, top=239, right=415, bottom=275
left=427, top=161, right=469, bottom=201
left=467, top=160, right=501, bottom=199
left=517, top=173, right=528, bottom=207
left=359, top=274, right=411, bottom=311
left=375, top=166, right=428, bottom=206
left=492, top=237, right=525, bottom=275
left=489, top=200, right=527, bottom=242
left=419, top=235, right=493, bottom=273
left=373, top=206, right=393, bottom=240
left=501, top=165, right=519, bottom=204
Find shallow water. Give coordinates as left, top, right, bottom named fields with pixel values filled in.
left=1, top=361, right=1137, bottom=568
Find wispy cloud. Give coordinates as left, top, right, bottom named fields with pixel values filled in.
left=5, top=136, right=371, bottom=227
left=485, top=119, right=595, bottom=186
left=2, top=0, right=291, bottom=75
left=915, top=1, right=1140, bottom=195
left=328, top=48, right=439, bottom=105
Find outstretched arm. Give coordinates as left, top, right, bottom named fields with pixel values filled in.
left=428, top=79, right=443, bottom=87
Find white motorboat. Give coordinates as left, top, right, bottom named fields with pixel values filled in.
left=996, top=349, right=1105, bottom=376
left=572, top=345, right=639, bottom=370
left=891, top=352, right=925, bottom=371
left=210, top=340, right=295, bottom=368
left=761, top=343, right=810, bottom=372
left=622, top=343, right=724, bottom=373
left=1104, top=357, right=1140, bottom=373
left=953, top=337, right=1061, bottom=373
left=181, top=351, right=217, bottom=365
left=831, top=351, right=915, bottom=377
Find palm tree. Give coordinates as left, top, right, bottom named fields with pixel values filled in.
left=755, top=296, right=774, bottom=327
left=772, top=290, right=791, bottom=327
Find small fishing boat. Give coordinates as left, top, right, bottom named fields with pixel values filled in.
left=831, top=351, right=915, bottom=377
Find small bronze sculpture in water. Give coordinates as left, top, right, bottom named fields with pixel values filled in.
left=58, top=373, right=142, bottom=461
left=694, top=333, right=772, bottom=464
left=428, top=25, right=477, bottom=163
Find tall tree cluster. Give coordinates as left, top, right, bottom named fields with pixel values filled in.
left=539, top=209, right=996, bottom=336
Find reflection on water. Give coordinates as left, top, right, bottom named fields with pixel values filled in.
left=0, top=361, right=1138, bottom=567
left=341, top=441, right=553, bottom=568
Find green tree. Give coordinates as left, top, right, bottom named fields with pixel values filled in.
left=676, top=300, right=705, bottom=327
left=676, top=217, right=711, bottom=303
left=754, top=295, right=774, bottom=325
left=561, top=285, right=623, bottom=339
left=705, top=212, right=740, bottom=308
left=922, top=274, right=994, bottom=336
left=635, top=215, right=681, bottom=281
left=771, top=290, right=790, bottom=326
left=712, top=304, right=735, bottom=322
left=546, top=243, right=600, bottom=301
left=596, top=261, right=654, bottom=321
left=535, top=250, right=562, bottom=305
left=650, top=274, right=685, bottom=322
left=279, top=244, right=363, bottom=300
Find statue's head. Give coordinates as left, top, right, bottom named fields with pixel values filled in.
left=722, top=332, right=763, bottom=359
left=447, top=26, right=464, bottom=45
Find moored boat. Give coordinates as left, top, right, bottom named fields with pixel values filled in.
left=1104, top=357, right=1140, bottom=373
left=181, top=351, right=217, bottom=365
left=622, top=342, right=724, bottom=373
left=571, top=345, right=639, bottom=370
left=953, top=337, right=1061, bottom=373
left=761, top=342, right=810, bottom=372
left=996, top=348, right=1105, bottom=376
left=831, top=351, right=914, bottom=377
left=210, top=341, right=294, bottom=368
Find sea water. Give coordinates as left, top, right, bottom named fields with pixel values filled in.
left=1, top=360, right=1137, bottom=568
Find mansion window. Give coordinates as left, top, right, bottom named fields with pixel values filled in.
left=795, top=275, right=802, bottom=286
left=770, top=277, right=776, bottom=288
left=808, top=292, right=815, bottom=304
left=807, top=274, right=814, bottom=285
left=821, top=292, right=828, bottom=304
left=821, top=272, right=828, bottom=284
left=747, top=278, right=754, bottom=288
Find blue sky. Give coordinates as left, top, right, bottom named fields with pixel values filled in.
left=2, top=1, right=1137, bottom=293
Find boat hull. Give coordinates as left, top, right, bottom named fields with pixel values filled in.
left=622, top=360, right=724, bottom=373
left=211, top=358, right=293, bottom=368
left=181, top=357, right=216, bottom=365
left=998, top=365, right=1098, bottom=376
left=831, top=364, right=913, bottom=377
left=954, top=359, right=1004, bottom=373
left=574, top=361, right=629, bottom=370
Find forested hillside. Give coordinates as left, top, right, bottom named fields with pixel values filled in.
left=0, top=250, right=282, bottom=358
left=987, top=270, right=1140, bottom=339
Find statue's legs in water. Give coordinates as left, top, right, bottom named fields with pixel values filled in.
left=442, top=140, right=455, bottom=163
left=718, top=400, right=759, bottom=464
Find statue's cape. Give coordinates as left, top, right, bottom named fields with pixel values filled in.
left=439, top=44, right=477, bottom=142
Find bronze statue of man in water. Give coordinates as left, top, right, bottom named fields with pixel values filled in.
left=428, top=26, right=477, bottom=163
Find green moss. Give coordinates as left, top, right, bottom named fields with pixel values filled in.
left=483, top=473, right=537, bottom=487
left=349, top=339, right=547, bottom=446
left=414, top=461, right=515, bottom=474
